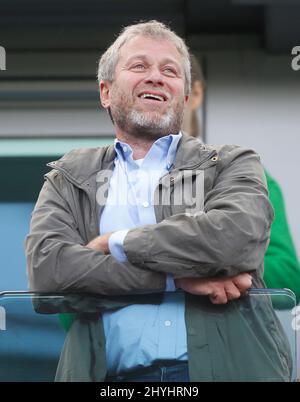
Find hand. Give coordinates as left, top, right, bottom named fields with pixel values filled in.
left=174, top=273, right=252, bottom=304
left=86, top=233, right=113, bottom=254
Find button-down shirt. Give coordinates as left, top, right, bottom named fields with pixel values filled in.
left=99, top=133, right=188, bottom=375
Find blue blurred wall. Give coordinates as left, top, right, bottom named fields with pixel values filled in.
left=0, top=203, right=34, bottom=291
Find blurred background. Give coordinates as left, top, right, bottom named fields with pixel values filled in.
left=0, top=0, right=299, bottom=288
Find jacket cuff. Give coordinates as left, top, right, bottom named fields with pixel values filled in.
left=123, top=226, right=152, bottom=265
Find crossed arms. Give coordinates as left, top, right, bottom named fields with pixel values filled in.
left=25, top=146, right=273, bottom=304
left=86, top=232, right=252, bottom=304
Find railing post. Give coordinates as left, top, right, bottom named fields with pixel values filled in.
left=0, top=46, right=6, bottom=71
left=0, top=306, right=6, bottom=330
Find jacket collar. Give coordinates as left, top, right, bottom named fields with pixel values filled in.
left=47, top=145, right=116, bottom=187
left=172, top=133, right=216, bottom=170
left=47, top=133, right=217, bottom=186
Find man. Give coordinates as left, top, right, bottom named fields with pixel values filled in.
left=25, top=21, right=291, bottom=382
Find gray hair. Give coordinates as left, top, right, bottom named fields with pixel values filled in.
left=97, top=20, right=191, bottom=95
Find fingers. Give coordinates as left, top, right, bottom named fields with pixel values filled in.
left=232, top=273, right=252, bottom=293
left=210, top=283, right=241, bottom=304
left=224, top=281, right=241, bottom=301
left=209, top=287, right=228, bottom=304
left=175, top=274, right=252, bottom=304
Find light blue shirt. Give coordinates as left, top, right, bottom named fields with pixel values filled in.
left=99, top=133, right=188, bottom=375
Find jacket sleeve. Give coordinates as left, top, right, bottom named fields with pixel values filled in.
left=25, top=171, right=166, bottom=295
left=123, top=146, right=274, bottom=279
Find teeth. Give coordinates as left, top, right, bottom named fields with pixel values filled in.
left=141, top=93, right=164, bottom=101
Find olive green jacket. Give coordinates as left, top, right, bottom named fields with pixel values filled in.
left=25, top=134, right=291, bottom=381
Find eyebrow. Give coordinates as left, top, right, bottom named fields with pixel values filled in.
left=124, top=54, right=182, bottom=72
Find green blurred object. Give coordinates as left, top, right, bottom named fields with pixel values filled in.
left=264, top=171, right=300, bottom=303
left=58, top=313, right=76, bottom=332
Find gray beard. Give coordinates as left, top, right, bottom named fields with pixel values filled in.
left=111, top=104, right=184, bottom=139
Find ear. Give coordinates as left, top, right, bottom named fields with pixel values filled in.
left=99, top=80, right=111, bottom=109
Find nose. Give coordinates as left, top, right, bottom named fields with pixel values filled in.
left=144, top=66, right=164, bottom=86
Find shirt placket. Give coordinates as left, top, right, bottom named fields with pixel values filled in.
left=157, top=294, right=179, bottom=358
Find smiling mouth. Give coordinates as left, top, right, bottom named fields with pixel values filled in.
left=138, top=93, right=167, bottom=102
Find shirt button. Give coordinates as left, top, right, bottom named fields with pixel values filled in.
left=164, top=320, right=172, bottom=327
left=123, top=146, right=128, bottom=152
left=142, top=201, right=149, bottom=208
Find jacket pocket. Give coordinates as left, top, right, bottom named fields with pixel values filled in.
left=169, top=165, right=217, bottom=216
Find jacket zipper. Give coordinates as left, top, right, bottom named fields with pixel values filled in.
left=157, top=148, right=217, bottom=186
left=153, top=149, right=218, bottom=222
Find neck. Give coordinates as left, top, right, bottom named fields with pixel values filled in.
left=115, top=128, right=161, bottom=160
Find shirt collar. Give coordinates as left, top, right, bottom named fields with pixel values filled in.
left=114, top=132, right=182, bottom=170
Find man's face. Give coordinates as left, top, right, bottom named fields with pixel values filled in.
left=100, top=35, right=188, bottom=138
